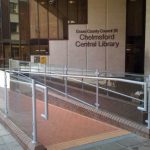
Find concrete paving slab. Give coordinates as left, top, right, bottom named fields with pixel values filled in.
left=0, top=144, right=9, bottom=150
left=0, top=129, right=10, bottom=136
left=68, top=134, right=150, bottom=150
left=0, top=137, right=5, bottom=145
left=6, top=142, right=23, bottom=150
left=99, top=143, right=124, bottom=150
left=0, top=124, right=5, bottom=130
left=116, top=136, right=146, bottom=147
left=0, top=123, right=23, bottom=150
left=2, top=134, right=18, bottom=144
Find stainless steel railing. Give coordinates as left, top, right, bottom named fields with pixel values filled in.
left=0, top=69, right=49, bottom=144
left=1, top=58, right=150, bottom=144
left=9, top=59, right=147, bottom=111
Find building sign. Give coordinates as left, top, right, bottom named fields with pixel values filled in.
left=34, top=56, right=40, bottom=63
left=75, top=29, right=119, bottom=48
left=31, top=55, right=47, bottom=64
left=40, top=56, right=47, bottom=64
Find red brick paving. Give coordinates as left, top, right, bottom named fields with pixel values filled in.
left=36, top=101, right=120, bottom=146
left=8, top=90, right=123, bottom=148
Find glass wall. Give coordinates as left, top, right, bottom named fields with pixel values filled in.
left=0, top=0, right=88, bottom=65
left=0, top=0, right=30, bottom=65
left=29, top=0, right=87, bottom=54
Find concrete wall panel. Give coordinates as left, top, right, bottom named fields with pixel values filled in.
left=144, top=0, right=150, bottom=74
left=68, top=25, right=87, bottom=68
left=106, top=0, right=126, bottom=72
left=49, top=40, right=67, bottom=66
left=49, top=0, right=126, bottom=73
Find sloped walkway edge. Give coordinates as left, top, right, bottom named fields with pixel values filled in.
left=0, top=111, right=46, bottom=150
left=48, top=91, right=150, bottom=138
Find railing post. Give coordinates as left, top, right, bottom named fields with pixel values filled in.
left=29, top=62, right=31, bottom=73
left=95, top=69, right=100, bottom=109
left=41, top=86, right=48, bottom=120
left=64, top=66, right=68, bottom=96
left=32, top=79, right=37, bottom=144
left=81, top=78, right=84, bottom=91
left=49, top=64, right=51, bottom=80
left=44, top=64, right=46, bottom=85
left=4, top=71, right=8, bottom=115
left=81, top=68, right=84, bottom=90
left=18, top=61, right=21, bottom=73
left=147, top=75, right=150, bottom=129
left=9, top=59, right=12, bottom=72
left=38, top=63, right=39, bottom=73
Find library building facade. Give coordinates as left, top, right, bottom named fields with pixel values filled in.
left=0, top=0, right=150, bottom=74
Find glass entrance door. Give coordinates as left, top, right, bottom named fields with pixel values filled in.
left=126, top=0, right=146, bottom=74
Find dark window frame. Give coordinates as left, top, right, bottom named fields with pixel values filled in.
left=9, top=2, right=18, bottom=14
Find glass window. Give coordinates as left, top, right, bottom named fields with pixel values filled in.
left=20, top=45, right=30, bottom=61
left=30, top=39, right=49, bottom=55
left=10, top=22, right=19, bottom=33
left=4, top=45, right=11, bottom=67
left=11, top=45, right=19, bottom=59
left=78, top=0, right=87, bottom=24
left=30, top=45, right=40, bottom=55
left=30, top=0, right=87, bottom=41
left=68, top=0, right=87, bottom=24
left=0, top=44, right=4, bottom=68
left=10, top=2, right=18, bottom=14
left=68, top=0, right=78, bottom=24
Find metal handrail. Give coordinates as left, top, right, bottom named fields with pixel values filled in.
left=10, top=70, right=146, bottom=110
left=2, top=60, right=150, bottom=145
left=9, top=59, right=148, bottom=79
left=9, top=59, right=149, bottom=124
left=12, top=71, right=145, bottom=85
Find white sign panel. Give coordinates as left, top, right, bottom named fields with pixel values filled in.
left=75, top=28, right=119, bottom=48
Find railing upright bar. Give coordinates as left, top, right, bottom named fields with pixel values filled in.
left=147, top=75, right=150, bottom=129
left=95, top=69, right=100, bottom=109
left=144, top=82, right=147, bottom=111
left=49, top=64, right=51, bottom=80
left=32, top=79, right=37, bottom=144
left=44, top=64, right=46, bottom=85
left=38, top=63, right=39, bottom=73
left=137, top=82, right=147, bottom=111
left=41, top=86, right=48, bottom=120
left=29, top=62, right=31, bottom=73
left=81, top=78, right=84, bottom=91
left=4, top=71, right=8, bottom=115
left=45, top=87, right=48, bottom=119
left=82, top=68, right=84, bottom=90
left=64, top=66, right=68, bottom=96
left=9, top=59, right=11, bottom=72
